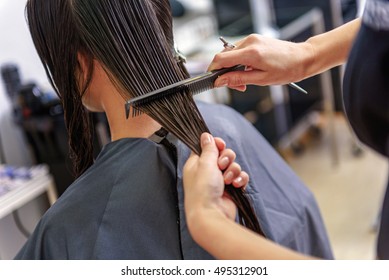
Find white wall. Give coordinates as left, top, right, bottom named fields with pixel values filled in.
left=0, top=0, right=53, bottom=259
left=0, top=0, right=51, bottom=165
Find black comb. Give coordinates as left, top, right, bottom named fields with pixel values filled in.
left=125, top=64, right=246, bottom=118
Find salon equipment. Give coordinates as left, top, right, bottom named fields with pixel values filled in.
left=125, top=64, right=245, bottom=118
left=219, top=37, right=307, bottom=94
left=1, top=64, right=23, bottom=124
left=1, top=65, right=109, bottom=196
left=169, top=0, right=186, bottom=17
left=0, top=164, right=56, bottom=259
left=1, top=64, right=21, bottom=102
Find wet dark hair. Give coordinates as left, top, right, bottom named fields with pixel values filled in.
left=26, top=0, right=264, bottom=235
left=26, top=0, right=94, bottom=176
left=25, top=0, right=194, bottom=176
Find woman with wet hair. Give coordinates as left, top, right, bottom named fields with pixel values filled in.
left=16, top=0, right=333, bottom=259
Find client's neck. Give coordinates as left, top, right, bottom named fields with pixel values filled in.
left=109, top=114, right=161, bottom=141
left=103, top=93, right=161, bottom=141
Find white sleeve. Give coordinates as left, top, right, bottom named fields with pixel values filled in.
left=357, top=0, right=366, bottom=17
left=362, top=0, right=389, bottom=30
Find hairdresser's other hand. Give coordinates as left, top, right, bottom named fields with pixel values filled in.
left=213, top=137, right=249, bottom=188
left=208, top=34, right=313, bottom=91
left=183, top=133, right=248, bottom=222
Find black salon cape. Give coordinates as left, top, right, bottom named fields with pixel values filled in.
left=15, top=102, right=333, bottom=259
left=343, top=0, right=389, bottom=259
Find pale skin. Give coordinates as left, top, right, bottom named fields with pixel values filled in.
left=77, top=56, right=162, bottom=140
left=208, top=18, right=361, bottom=91
left=183, top=133, right=315, bottom=260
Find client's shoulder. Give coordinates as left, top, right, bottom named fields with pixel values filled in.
left=196, top=100, right=241, bottom=117
left=196, top=101, right=257, bottom=140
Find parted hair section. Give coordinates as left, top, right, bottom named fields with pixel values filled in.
left=26, top=0, right=264, bottom=235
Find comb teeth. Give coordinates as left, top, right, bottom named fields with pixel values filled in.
left=132, top=106, right=143, bottom=118
left=125, top=64, right=246, bottom=119
left=187, top=78, right=214, bottom=95
left=128, top=84, right=189, bottom=118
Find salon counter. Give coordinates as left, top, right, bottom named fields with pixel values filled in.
left=0, top=165, right=56, bottom=259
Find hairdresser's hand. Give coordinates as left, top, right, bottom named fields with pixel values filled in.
left=183, top=133, right=248, bottom=222
left=208, top=34, right=313, bottom=91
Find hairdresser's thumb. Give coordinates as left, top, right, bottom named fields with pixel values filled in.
left=200, top=133, right=218, bottom=161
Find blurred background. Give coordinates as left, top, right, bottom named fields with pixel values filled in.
left=0, top=0, right=387, bottom=259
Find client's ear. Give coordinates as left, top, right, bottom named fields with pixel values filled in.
left=77, top=51, right=91, bottom=84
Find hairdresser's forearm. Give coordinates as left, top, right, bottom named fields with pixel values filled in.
left=300, top=18, right=361, bottom=80
left=188, top=208, right=315, bottom=260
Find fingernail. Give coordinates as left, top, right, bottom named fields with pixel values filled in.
left=201, top=133, right=212, bottom=146
left=215, top=78, right=228, bottom=88
left=224, top=171, right=233, bottom=182
left=219, top=157, right=229, bottom=170
left=234, top=176, right=242, bottom=184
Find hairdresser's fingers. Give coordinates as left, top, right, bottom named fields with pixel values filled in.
left=223, top=162, right=242, bottom=185
left=208, top=48, right=260, bottom=72
left=220, top=47, right=232, bottom=53
left=214, top=137, right=226, bottom=152
left=231, top=38, right=244, bottom=47
left=232, top=34, right=266, bottom=50
left=228, top=85, right=247, bottom=92
left=232, top=171, right=249, bottom=189
left=214, top=70, right=271, bottom=88
left=218, top=148, right=236, bottom=171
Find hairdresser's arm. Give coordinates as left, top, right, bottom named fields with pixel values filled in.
left=183, top=133, right=315, bottom=260
left=208, top=18, right=361, bottom=90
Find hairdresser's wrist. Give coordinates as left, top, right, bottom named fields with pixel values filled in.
left=294, top=41, right=316, bottom=82
left=185, top=197, right=223, bottom=229
left=186, top=205, right=227, bottom=245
